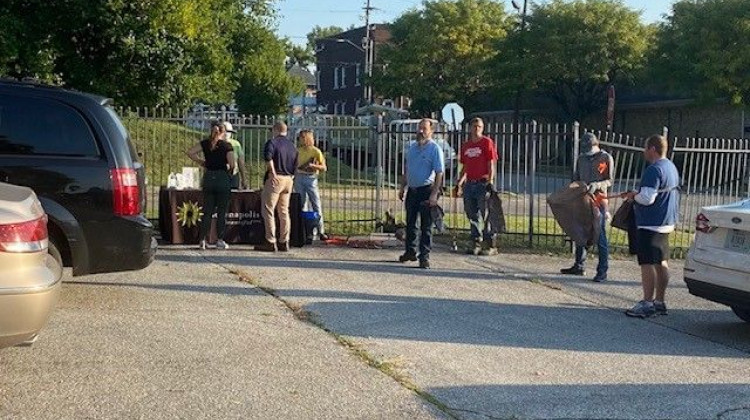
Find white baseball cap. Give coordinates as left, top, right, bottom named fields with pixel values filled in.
left=223, top=121, right=236, bottom=133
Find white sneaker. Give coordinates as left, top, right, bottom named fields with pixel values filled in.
left=199, top=240, right=207, bottom=250
left=216, top=239, right=229, bottom=250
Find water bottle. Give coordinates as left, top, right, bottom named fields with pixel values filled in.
left=167, top=173, right=177, bottom=188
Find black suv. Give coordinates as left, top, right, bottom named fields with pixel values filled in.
left=0, top=80, right=156, bottom=275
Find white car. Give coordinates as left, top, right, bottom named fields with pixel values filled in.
left=684, top=199, right=750, bottom=323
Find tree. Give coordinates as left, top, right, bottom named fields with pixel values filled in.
left=306, top=25, right=346, bottom=51
left=0, top=0, right=299, bottom=110
left=492, top=0, right=653, bottom=121
left=284, top=41, right=314, bottom=69
left=652, top=0, right=750, bottom=106
left=371, top=0, right=509, bottom=115
left=233, top=24, right=303, bottom=114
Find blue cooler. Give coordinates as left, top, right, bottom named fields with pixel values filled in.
left=302, top=211, right=320, bottom=244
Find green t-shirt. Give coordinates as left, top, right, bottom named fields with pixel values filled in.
left=227, top=138, right=243, bottom=175
left=297, top=146, right=325, bottom=175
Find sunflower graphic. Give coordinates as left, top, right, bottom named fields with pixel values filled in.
left=176, top=201, right=203, bottom=228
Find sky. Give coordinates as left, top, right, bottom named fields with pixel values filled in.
left=276, top=0, right=676, bottom=46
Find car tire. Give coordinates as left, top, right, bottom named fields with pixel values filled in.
left=730, top=306, right=750, bottom=323
left=48, top=240, right=63, bottom=268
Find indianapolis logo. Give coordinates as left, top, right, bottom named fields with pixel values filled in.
left=176, top=201, right=203, bottom=228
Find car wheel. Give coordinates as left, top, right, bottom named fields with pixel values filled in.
left=48, top=240, right=63, bottom=268
left=730, top=306, right=750, bottom=323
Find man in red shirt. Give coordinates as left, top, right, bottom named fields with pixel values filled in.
left=456, top=117, right=499, bottom=255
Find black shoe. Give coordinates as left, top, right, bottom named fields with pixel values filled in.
left=319, top=233, right=330, bottom=241
left=560, top=266, right=585, bottom=276
left=592, top=273, right=607, bottom=282
left=465, top=240, right=482, bottom=255
left=278, top=242, right=289, bottom=252
left=419, top=259, right=430, bottom=269
left=255, top=242, right=277, bottom=252
left=398, top=253, right=418, bottom=263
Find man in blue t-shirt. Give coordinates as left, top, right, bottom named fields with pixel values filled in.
left=621, top=134, right=680, bottom=318
left=397, top=118, right=445, bottom=269
left=256, top=121, right=298, bottom=252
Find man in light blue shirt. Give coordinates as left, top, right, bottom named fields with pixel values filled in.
left=397, top=119, right=445, bottom=269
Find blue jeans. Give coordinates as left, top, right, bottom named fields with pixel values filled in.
left=463, top=181, right=492, bottom=242
left=294, top=174, right=324, bottom=235
left=404, top=186, right=433, bottom=261
left=574, top=204, right=609, bottom=275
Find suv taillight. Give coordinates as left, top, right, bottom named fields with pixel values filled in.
left=0, top=215, right=49, bottom=253
left=111, top=168, right=141, bottom=216
left=695, top=213, right=713, bottom=233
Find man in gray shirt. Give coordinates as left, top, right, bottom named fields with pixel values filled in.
left=560, top=133, right=615, bottom=282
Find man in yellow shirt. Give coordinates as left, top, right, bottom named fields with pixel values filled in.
left=294, top=129, right=328, bottom=240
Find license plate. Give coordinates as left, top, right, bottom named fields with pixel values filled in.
left=725, top=230, right=750, bottom=254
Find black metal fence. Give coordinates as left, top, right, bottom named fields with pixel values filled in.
left=120, top=108, right=750, bottom=255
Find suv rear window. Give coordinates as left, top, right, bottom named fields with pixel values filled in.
left=105, top=106, right=140, bottom=162
left=0, top=95, right=99, bottom=157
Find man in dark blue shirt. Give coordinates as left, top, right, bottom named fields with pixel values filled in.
left=621, top=134, right=680, bottom=318
left=256, top=121, right=298, bottom=252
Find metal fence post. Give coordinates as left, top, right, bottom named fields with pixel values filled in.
left=528, top=120, right=538, bottom=248
left=571, top=122, right=580, bottom=254
left=374, top=114, right=384, bottom=229
left=572, top=122, right=580, bottom=179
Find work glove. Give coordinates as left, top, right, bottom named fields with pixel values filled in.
left=586, top=182, right=599, bottom=195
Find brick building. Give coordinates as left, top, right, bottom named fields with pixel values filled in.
left=315, top=25, right=407, bottom=115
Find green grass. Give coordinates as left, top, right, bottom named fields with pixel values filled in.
left=123, top=117, right=204, bottom=185
left=125, top=118, right=374, bottom=189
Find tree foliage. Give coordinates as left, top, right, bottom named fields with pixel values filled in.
left=492, top=0, right=653, bottom=121
left=285, top=42, right=314, bottom=69
left=233, top=23, right=303, bottom=114
left=652, top=0, right=750, bottom=106
left=371, top=0, right=508, bottom=115
left=306, top=25, right=346, bottom=51
left=0, top=0, right=299, bottom=111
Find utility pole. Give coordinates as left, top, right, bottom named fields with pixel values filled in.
left=511, top=0, right=528, bottom=130
left=363, top=0, right=374, bottom=105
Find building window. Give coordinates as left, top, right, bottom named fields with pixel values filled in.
left=340, top=66, right=346, bottom=88
left=355, top=99, right=360, bottom=112
left=333, top=66, right=340, bottom=89
left=355, top=64, right=361, bottom=86
left=341, top=101, right=347, bottom=115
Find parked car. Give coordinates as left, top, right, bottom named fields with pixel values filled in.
left=0, top=80, right=157, bottom=276
left=0, top=182, right=62, bottom=348
left=390, top=119, right=459, bottom=180
left=684, top=199, right=750, bottom=323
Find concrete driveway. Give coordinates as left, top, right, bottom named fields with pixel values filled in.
left=2, top=243, right=749, bottom=420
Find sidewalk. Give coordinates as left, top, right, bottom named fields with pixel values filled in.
left=204, top=242, right=750, bottom=420
left=3, top=243, right=749, bottom=420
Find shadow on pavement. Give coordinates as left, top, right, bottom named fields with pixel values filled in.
left=156, top=253, right=506, bottom=282
left=70, top=274, right=750, bottom=358
left=273, top=288, right=750, bottom=358
left=426, top=383, right=750, bottom=420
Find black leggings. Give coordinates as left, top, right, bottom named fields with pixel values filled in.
left=200, top=170, right=231, bottom=241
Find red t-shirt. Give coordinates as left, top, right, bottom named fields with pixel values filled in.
left=460, top=136, right=498, bottom=181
